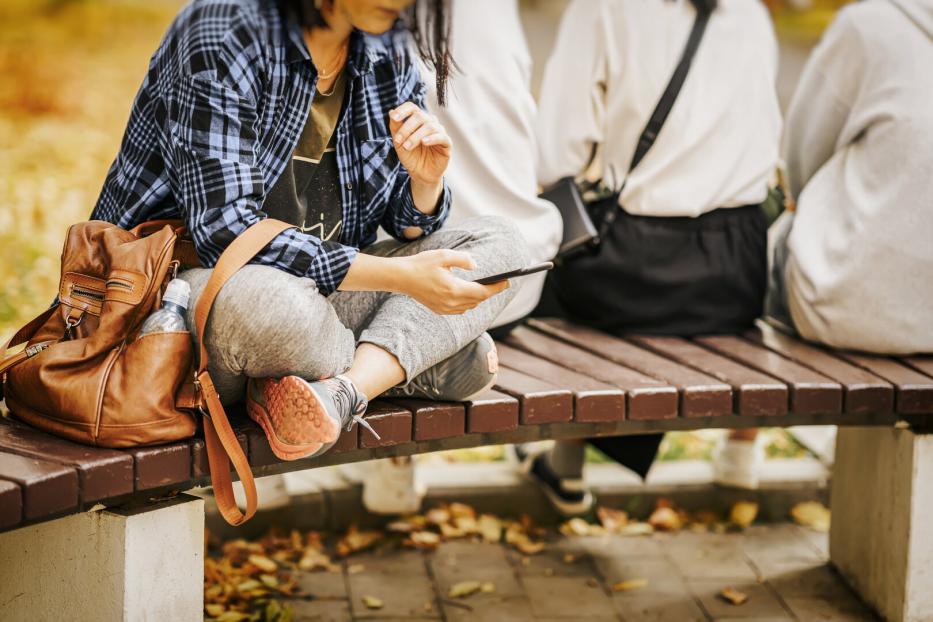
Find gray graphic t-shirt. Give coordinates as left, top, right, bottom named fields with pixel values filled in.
left=262, top=70, right=347, bottom=241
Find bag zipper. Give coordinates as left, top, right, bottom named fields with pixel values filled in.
left=71, top=285, right=105, bottom=302
left=105, top=278, right=134, bottom=291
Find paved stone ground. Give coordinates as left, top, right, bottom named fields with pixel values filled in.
left=287, top=523, right=878, bottom=621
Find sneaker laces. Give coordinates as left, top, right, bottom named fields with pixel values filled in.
left=330, top=375, right=380, bottom=440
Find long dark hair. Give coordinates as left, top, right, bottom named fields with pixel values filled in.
left=281, top=0, right=453, bottom=105
left=688, top=0, right=718, bottom=11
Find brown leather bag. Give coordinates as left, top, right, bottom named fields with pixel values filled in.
left=0, top=217, right=293, bottom=526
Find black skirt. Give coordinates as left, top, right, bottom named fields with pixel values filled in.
left=531, top=201, right=769, bottom=477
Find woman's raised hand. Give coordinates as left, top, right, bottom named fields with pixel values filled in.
left=389, top=102, right=451, bottom=185
left=398, top=250, right=508, bottom=315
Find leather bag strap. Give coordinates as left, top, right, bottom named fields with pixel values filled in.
left=598, top=4, right=713, bottom=236
left=0, top=306, right=59, bottom=394
left=194, top=219, right=294, bottom=526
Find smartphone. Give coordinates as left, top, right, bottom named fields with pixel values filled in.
left=473, top=261, right=554, bottom=285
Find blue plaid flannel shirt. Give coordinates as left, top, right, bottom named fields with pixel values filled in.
left=92, top=0, right=450, bottom=294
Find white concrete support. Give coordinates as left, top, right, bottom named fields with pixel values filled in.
left=831, top=426, right=933, bottom=622
left=0, top=493, right=204, bottom=622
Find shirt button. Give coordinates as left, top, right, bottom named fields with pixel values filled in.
left=345, top=183, right=352, bottom=190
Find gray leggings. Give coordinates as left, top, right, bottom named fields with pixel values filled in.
left=179, top=216, right=529, bottom=405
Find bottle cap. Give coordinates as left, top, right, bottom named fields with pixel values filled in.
left=162, top=278, right=190, bottom=310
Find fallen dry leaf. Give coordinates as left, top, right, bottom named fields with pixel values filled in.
left=612, top=579, right=649, bottom=592
left=449, top=502, right=476, bottom=520
left=248, top=554, right=277, bottom=573
left=648, top=506, right=683, bottom=532
left=408, top=530, right=442, bottom=550
left=336, top=528, right=383, bottom=557
left=480, top=582, right=495, bottom=593
left=560, top=517, right=593, bottom=536
left=719, top=587, right=749, bottom=605
left=791, top=501, right=831, bottom=532
left=362, top=596, right=384, bottom=610
left=426, top=507, right=451, bottom=526
left=619, top=522, right=654, bottom=536
left=204, top=604, right=226, bottom=618
left=729, top=501, right=759, bottom=529
left=597, top=506, right=629, bottom=532
left=214, top=612, right=251, bottom=622
left=448, top=580, right=482, bottom=598
left=478, top=514, right=502, bottom=542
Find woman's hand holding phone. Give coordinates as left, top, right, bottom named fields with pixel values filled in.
left=339, top=250, right=508, bottom=315
left=397, top=250, right=508, bottom=315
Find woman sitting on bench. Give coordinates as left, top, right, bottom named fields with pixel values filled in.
left=526, top=0, right=782, bottom=514
left=91, top=0, right=528, bottom=462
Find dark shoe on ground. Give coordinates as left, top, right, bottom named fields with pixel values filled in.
left=514, top=444, right=595, bottom=517
left=246, top=374, right=376, bottom=461
left=383, top=332, right=499, bottom=402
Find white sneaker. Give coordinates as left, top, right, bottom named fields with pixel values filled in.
left=361, top=457, right=426, bottom=515
left=713, top=434, right=764, bottom=490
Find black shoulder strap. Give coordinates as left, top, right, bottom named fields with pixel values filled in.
left=628, top=5, right=713, bottom=174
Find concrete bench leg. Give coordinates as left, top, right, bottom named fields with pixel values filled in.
left=831, top=426, right=933, bottom=622
left=0, top=493, right=204, bottom=622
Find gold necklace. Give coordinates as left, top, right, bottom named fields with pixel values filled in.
left=314, top=41, right=348, bottom=81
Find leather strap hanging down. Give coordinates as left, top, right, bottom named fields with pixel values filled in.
left=193, top=218, right=294, bottom=526
left=0, top=306, right=58, bottom=397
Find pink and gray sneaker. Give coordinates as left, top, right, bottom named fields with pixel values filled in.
left=246, top=374, right=378, bottom=461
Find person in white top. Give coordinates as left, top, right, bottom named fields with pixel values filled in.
left=419, top=0, right=563, bottom=330
left=769, top=0, right=933, bottom=355
left=525, top=0, right=783, bottom=514
left=359, top=0, right=564, bottom=515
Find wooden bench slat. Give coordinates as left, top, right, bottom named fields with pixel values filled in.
left=0, top=418, right=133, bottom=503
left=900, top=356, right=933, bottom=381
left=464, top=390, right=518, bottom=434
left=629, top=335, right=788, bottom=416
left=492, top=366, right=573, bottom=424
left=529, top=319, right=732, bottom=418
left=0, top=478, right=23, bottom=529
left=497, top=343, right=626, bottom=422
left=694, top=335, right=842, bottom=416
left=0, top=451, right=78, bottom=520
left=189, top=418, right=251, bottom=479
left=747, top=324, right=895, bottom=415
left=389, top=399, right=465, bottom=442
left=837, top=353, right=933, bottom=414
left=506, top=327, right=678, bottom=421
left=360, top=401, right=413, bottom=448
left=330, top=424, right=359, bottom=454
left=125, top=442, right=191, bottom=491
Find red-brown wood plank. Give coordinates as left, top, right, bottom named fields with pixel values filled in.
left=747, top=324, right=894, bottom=415
left=838, top=353, right=933, bottom=414
left=530, top=319, right=732, bottom=418
left=125, top=442, right=191, bottom=491
left=360, top=401, right=412, bottom=448
left=629, top=336, right=788, bottom=416
left=390, top=399, right=465, bottom=442
left=694, top=336, right=841, bottom=416
left=0, top=479, right=22, bottom=529
left=465, top=390, right=519, bottom=434
left=330, top=424, right=359, bottom=453
left=902, top=356, right=933, bottom=380
left=505, top=327, right=677, bottom=420
left=0, top=418, right=133, bottom=502
left=493, top=367, right=573, bottom=424
left=0, top=451, right=78, bottom=520
left=190, top=427, right=250, bottom=479
left=497, top=343, right=626, bottom=422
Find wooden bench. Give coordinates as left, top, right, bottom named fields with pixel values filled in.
left=2, top=318, right=932, bottom=621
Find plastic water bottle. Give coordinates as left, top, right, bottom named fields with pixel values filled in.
left=138, top=279, right=190, bottom=336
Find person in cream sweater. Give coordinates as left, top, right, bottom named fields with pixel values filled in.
left=772, top=0, right=933, bottom=354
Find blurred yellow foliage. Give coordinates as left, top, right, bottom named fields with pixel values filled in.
left=0, top=0, right=183, bottom=336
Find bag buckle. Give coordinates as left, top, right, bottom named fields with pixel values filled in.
left=63, top=312, right=85, bottom=341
